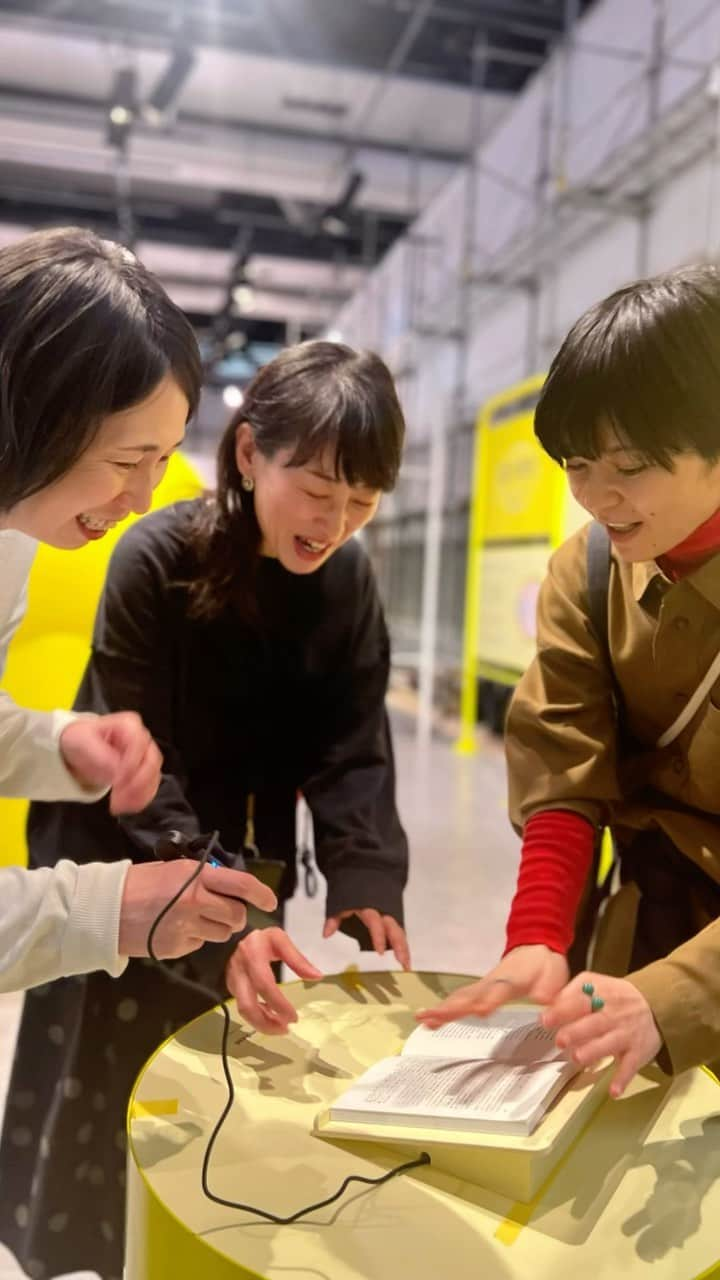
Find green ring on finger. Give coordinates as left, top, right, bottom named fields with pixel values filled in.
left=590, top=995, right=605, bottom=1013
left=582, top=982, right=595, bottom=996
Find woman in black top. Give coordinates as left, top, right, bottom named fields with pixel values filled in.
left=0, top=340, right=410, bottom=1280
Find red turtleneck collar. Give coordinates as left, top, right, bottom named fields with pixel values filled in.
left=656, top=506, right=720, bottom=582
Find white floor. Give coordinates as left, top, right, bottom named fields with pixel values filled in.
left=286, top=716, right=519, bottom=978
left=0, top=719, right=518, bottom=1279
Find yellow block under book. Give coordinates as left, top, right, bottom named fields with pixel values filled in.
left=315, top=1060, right=612, bottom=1203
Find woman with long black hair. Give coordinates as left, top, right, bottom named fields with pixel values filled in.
left=2, top=339, right=411, bottom=1278
left=0, top=225, right=271, bottom=995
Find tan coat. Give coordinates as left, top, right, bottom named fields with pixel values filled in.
left=507, top=521, right=720, bottom=1075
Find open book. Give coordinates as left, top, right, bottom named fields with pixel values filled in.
left=328, top=1008, right=581, bottom=1138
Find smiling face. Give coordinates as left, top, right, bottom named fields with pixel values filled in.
left=235, top=423, right=381, bottom=573
left=4, top=375, right=189, bottom=549
left=565, top=423, right=720, bottom=561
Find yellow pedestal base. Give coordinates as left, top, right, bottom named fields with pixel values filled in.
left=126, top=971, right=720, bottom=1280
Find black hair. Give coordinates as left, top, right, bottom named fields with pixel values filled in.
left=535, top=263, right=720, bottom=469
left=0, top=225, right=202, bottom=511
left=235, top=339, right=403, bottom=491
left=189, top=340, right=405, bottom=620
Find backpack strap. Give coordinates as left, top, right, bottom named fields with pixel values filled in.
left=586, top=519, right=612, bottom=665
left=571, top=521, right=619, bottom=969
left=586, top=520, right=626, bottom=733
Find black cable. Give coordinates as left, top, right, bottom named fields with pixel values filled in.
left=145, top=834, right=431, bottom=1226
left=146, top=829, right=218, bottom=963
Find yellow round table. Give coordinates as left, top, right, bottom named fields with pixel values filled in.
left=126, top=971, right=720, bottom=1280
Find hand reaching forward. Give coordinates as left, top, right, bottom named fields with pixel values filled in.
left=416, top=945, right=569, bottom=1028
left=225, top=927, right=322, bottom=1035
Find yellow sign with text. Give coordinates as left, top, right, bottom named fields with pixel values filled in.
left=483, top=417, right=562, bottom=541
left=457, top=373, right=587, bottom=753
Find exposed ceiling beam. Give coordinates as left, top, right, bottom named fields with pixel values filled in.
left=0, top=8, right=256, bottom=50
left=367, top=0, right=563, bottom=42
left=161, top=272, right=356, bottom=305
left=425, top=0, right=569, bottom=23
left=0, top=0, right=596, bottom=350
left=0, top=85, right=467, bottom=165
left=0, top=105, right=448, bottom=221
left=24, top=0, right=573, bottom=45
left=0, top=6, right=549, bottom=83
left=343, top=0, right=435, bottom=170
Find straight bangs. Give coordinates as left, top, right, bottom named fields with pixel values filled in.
left=284, top=396, right=402, bottom=492
left=0, top=228, right=202, bottom=508
left=535, top=274, right=720, bottom=469
left=535, top=362, right=680, bottom=470
left=248, top=341, right=404, bottom=492
left=9, top=282, right=201, bottom=501
left=189, top=339, right=405, bottom=622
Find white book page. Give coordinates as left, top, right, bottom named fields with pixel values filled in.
left=402, top=1011, right=564, bottom=1066
left=334, top=1054, right=572, bottom=1126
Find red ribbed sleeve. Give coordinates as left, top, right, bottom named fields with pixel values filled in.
left=504, top=810, right=595, bottom=955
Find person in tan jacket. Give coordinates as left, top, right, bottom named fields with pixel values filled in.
left=419, top=264, right=720, bottom=1096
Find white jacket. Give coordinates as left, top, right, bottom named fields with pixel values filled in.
left=0, top=530, right=129, bottom=991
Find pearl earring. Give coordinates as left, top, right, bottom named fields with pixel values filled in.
left=241, top=476, right=254, bottom=492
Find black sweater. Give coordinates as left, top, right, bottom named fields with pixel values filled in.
left=28, top=501, right=408, bottom=935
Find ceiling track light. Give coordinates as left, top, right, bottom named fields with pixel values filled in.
left=106, top=66, right=137, bottom=152
left=107, top=42, right=196, bottom=151
left=280, top=169, right=366, bottom=239
left=144, top=44, right=196, bottom=122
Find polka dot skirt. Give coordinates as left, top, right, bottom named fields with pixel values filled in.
left=0, top=958, right=215, bottom=1277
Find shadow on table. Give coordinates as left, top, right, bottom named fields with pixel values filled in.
left=170, top=974, right=471, bottom=1108
left=425, top=1068, right=720, bottom=1261
left=620, top=1111, right=720, bottom=1262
